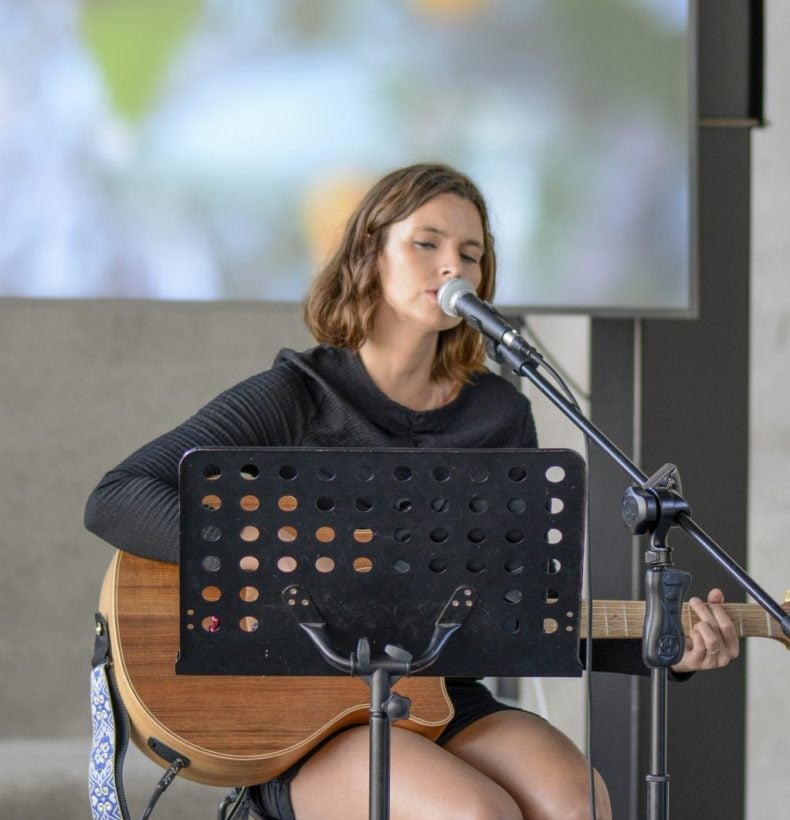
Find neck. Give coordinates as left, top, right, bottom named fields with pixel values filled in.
left=358, top=332, right=454, bottom=412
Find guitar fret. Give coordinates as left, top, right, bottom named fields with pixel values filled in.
left=622, top=601, right=628, bottom=637
left=738, top=606, right=744, bottom=638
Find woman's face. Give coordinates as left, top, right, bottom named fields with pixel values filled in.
left=375, top=192, right=485, bottom=335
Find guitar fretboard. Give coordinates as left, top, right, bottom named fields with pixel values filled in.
left=580, top=601, right=784, bottom=642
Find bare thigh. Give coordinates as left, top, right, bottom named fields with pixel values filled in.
left=444, top=710, right=612, bottom=820
left=290, top=724, right=522, bottom=820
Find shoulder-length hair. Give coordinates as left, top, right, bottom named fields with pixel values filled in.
left=303, top=163, right=496, bottom=384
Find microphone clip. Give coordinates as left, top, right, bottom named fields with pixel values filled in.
left=485, top=337, right=505, bottom=364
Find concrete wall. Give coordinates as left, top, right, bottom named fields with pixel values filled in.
left=747, top=1, right=790, bottom=815
left=0, top=300, right=314, bottom=817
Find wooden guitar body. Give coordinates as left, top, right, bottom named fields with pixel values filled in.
left=99, top=550, right=453, bottom=787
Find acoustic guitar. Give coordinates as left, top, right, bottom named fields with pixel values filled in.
left=98, top=549, right=789, bottom=787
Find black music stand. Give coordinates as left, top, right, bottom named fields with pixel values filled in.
left=176, top=447, right=586, bottom=820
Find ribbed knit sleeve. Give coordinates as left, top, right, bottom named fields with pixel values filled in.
left=84, top=363, right=318, bottom=563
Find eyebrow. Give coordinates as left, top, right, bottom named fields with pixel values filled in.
left=415, top=226, right=485, bottom=250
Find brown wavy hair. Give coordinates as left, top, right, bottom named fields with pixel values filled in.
left=303, top=163, right=496, bottom=384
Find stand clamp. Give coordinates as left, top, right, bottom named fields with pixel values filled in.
left=621, top=465, right=694, bottom=819
left=623, top=464, right=692, bottom=668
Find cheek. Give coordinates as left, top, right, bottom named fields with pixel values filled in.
left=377, top=265, right=411, bottom=304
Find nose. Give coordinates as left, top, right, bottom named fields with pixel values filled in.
left=440, top=264, right=459, bottom=277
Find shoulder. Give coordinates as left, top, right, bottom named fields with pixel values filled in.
left=274, top=343, right=353, bottom=375
left=219, top=345, right=343, bottom=398
left=193, top=347, right=334, bottom=432
left=216, top=344, right=358, bottom=417
left=270, top=344, right=356, bottom=397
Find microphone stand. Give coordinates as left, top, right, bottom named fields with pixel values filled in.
left=484, top=327, right=790, bottom=820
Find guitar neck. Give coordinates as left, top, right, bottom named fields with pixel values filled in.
left=581, top=600, right=788, bottom=645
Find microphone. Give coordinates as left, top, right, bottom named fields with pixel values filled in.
left=437, top=278, right=531, bottom=355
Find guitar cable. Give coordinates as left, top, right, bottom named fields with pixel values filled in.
left=138, top=756, right=190, bottom=820
left=582, top=441, right=597, bottom=820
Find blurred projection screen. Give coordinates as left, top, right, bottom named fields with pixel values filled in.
left=0, top=0, right=693, bottom=315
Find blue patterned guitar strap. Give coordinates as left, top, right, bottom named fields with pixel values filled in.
left=90, top=612, right=131, bottom=820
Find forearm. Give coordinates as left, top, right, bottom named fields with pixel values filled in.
left=84, top=468, right=180, bottom=562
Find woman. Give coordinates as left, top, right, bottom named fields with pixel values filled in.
left=85, top=163, right=738, bottom=819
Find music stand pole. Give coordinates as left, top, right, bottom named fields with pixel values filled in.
left=368, top=667, right=394, bottom=819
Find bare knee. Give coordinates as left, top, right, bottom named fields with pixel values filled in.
left=533, top=768, right=611, bottom=820
left=398, top=751, right=522, bottom=820
left=291, top=724, right=524, bottom=820
left=441, top=783, right=522, bottom=820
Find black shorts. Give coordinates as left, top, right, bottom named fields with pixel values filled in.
left=250, top=678, right=525, bottom=820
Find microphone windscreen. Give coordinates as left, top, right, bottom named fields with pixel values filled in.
left=437, top=278, right=476, bottom=317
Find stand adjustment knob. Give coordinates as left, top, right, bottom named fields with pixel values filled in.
left=356, top=638, right=371, bottom=671
left=622, top=486, right=659, bottom=534
left=384, top=693, right=411, bottom=722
